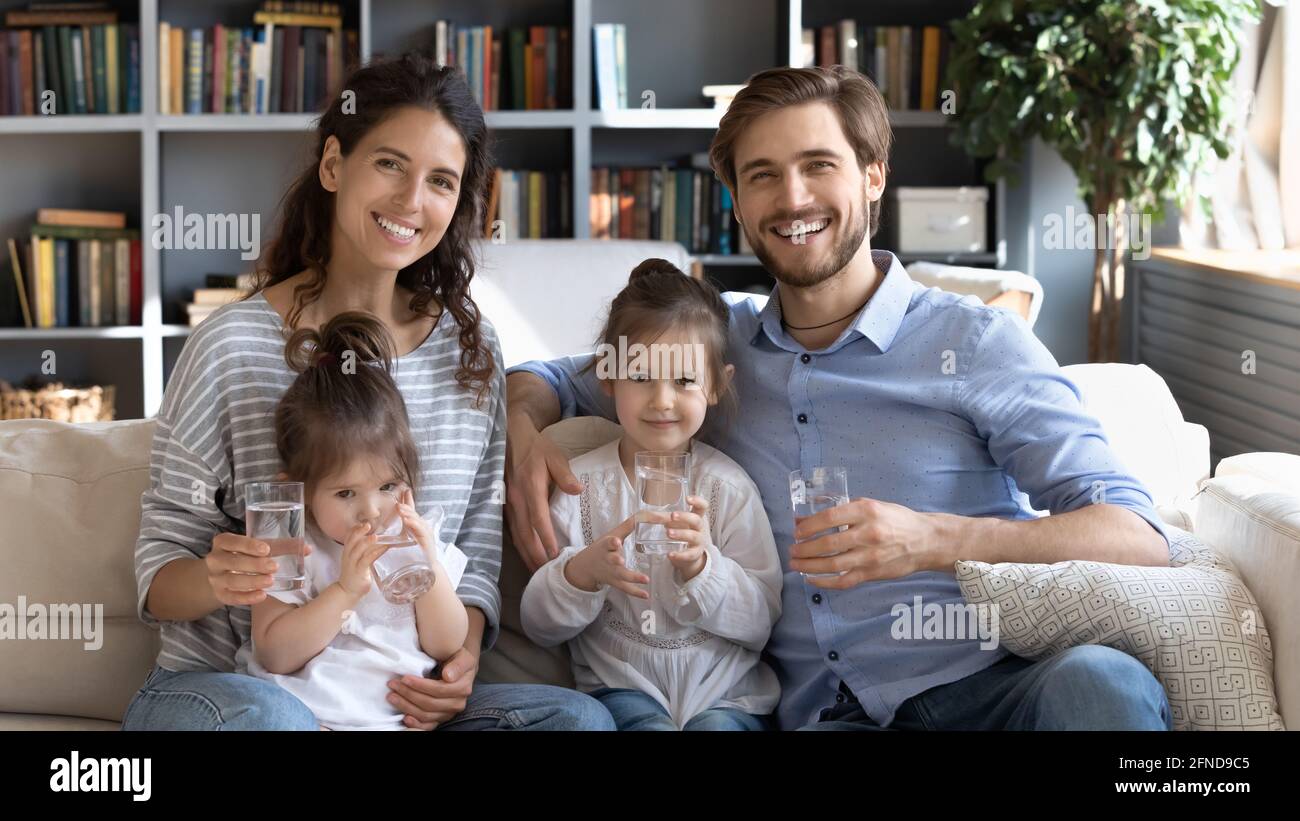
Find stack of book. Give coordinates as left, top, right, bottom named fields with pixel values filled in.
left=3, top=209, right=141, bottom=329
left=184, top=272, right=254, bottom=328
left=802, top=21, right=952, bottom=111
left=591, top=23, right=627, bottom=111
left=428, top=22, right=572, bottom=111
left=484, top=169, right=572, bottom=241
left=590, top=158, right=751, bottom=256
left=159, top=2, right=358, bottom=115
left=0, top=2, right=141, bottom=115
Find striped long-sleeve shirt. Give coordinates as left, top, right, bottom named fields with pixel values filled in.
left=134, top=292, right=505, bottom=674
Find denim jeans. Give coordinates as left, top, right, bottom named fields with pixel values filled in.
left=121, top=666, right=615, bottom=731
left=589, top=687, right=770, bottom=731
left=799, top=645, right=1172, bottom=731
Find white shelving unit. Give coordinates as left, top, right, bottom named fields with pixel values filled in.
left=2, top=0, right=1002, bottom=419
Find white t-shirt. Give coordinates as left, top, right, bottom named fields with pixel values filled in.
left=247, top=507, right=468, bottom=731
left=520, top=439, right=783, bottom=728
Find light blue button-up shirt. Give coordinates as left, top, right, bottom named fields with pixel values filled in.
left=509, top=250, right=1167, bottom=729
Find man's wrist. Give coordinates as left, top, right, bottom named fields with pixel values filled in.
left=931, top=511, right=1007, bottom=567
left=506, top=372, right=554, bottom=434
left=506, top=404, right=540, bottom=436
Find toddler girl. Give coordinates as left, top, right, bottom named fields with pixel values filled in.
left=247, top=311, right=469, bottom=730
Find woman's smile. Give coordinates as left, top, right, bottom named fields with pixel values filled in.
left=371, top=211, right=421, bottom=245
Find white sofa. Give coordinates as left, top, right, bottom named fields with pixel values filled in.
left=1, top=240, right=1296, bottom=729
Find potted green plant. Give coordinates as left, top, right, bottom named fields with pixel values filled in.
left=947, top=0, right=1259, bottom=361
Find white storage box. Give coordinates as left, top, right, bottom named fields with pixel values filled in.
left=893, top=186, right=988, bottom=254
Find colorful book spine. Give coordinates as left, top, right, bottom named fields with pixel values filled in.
left=100, top=238, right=114, bottom=325
left=91, top=25, right=105, bottom=113
left=77, top=240, right=90, bottom=326
left=104, top=22, right=117, bottom=113
left=157, top=21, right=169, bottom=113
left=114, top=237, right=129, bottom=326
left=211, top=22, right=223, bottom=112
left=53, top=239, right=69, bottom=327
left=98, top=238, right=113, bottom=325
left=67, top=26, right=85, bottom=112
left=85, top=239, right=99, bottom=326
left=38, top=237, right=54, bottom=328
left=225, top=28, right=238, bottom=113
left=81, top=25, right=93, bottom=112
left=269, top=26, right=283, bottom=112
left=170, top=24, right=182, bottom=114
left=129, top=239, right=141, bottom=325
left=186, top=28, right=202, bottom=114
left=125, top=25, right=139, bottom=112
left=19, top=30, right=35, bottom=115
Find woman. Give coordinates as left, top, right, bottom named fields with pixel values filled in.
left=122, top=54, right=612, bottom=731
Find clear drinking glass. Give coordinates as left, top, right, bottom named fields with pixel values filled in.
left=245, top=481, right=306, bottom=591
left=629, top=451, right=691, bottom=635
left=369, top=487, right=436, bottom=605
left=789, top=466, right=850, bottom=578
left=633, top=451, right=691, bottom=554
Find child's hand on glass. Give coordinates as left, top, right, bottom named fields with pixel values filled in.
left=394, top=487, right=440, bottom=559
left=665, top=495, right=711, bottom=581
left=337, top=520, right=390, bottom=599
left=564, top=514, right=651, bottom=598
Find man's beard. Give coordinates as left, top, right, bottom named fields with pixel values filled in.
left=746, top=198, right=869, bottom=289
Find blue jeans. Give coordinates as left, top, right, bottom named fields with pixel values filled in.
left=121, top=666, right=615, bottom=731
left=800, top=645, right=1172, bottom=731
left=590, top=687, right=770, bottom=731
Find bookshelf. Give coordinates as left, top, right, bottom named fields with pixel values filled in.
left=1, top=0, right=1004, bottom=420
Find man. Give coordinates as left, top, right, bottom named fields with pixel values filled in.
left=505, top=66, right=1172, bottom=731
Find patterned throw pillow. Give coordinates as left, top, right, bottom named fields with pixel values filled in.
left=954, top=527, right=1284, bottom=731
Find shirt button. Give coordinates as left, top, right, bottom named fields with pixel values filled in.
left=811, top=593, right=822, bottom=604
left=800, top=353, right=811, bottom=364
left=828, top=650, right=839, bottom=661
left=797, top=413, right=808, bottom=424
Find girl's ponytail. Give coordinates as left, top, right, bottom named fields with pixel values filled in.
left=274, top=311, right=421, bottom=493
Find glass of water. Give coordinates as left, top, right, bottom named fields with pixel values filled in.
left=245, top=481, right=306, bottom=591
left=633, top=451, right=691, bottom=555
left=629, top=452, right=691, bottom=632
left=369, top=486, right=436, bottom=605
left=789, top=466, right=850, bottom=578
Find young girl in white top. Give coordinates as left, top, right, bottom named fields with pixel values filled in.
left=521, top=259, right=782, bottom=730
left=247, top=311, right=470, bottom=730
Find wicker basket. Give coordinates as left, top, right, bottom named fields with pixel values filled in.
left=0, top=380, right=116, bottom=422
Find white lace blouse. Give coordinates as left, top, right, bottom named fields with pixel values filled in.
left=520, top=439, right=783, bottom=728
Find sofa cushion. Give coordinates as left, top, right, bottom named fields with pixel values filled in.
left=0, top=418, right=160, bottom=723
left=1214, top=452, right=1300, bottom=495
left=1195, top=472, right=1300, bottom=730
left=0, top=713, right=119, bottom=730
left=1060, top=363, right=1210, bottom=522
left=955, top=527, right=1284, bottom=730
left=478, top=417, right=624, bottom=687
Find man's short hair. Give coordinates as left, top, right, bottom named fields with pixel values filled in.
left=709, top=65, right=894, bottom=237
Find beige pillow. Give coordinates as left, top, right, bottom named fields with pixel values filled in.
left=0, top=419, right=160, bottom=722
left=477, top=417, right=623, bottom=687
left=956, top=527, right=1284, bottom=730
